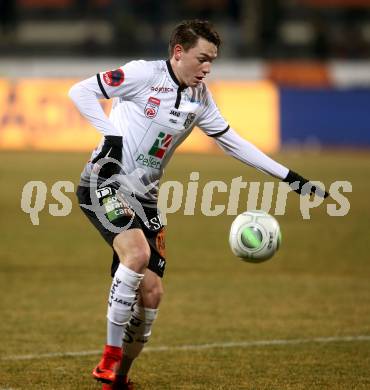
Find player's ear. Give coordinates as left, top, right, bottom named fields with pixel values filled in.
left=173, top=44, right=183, bottom=61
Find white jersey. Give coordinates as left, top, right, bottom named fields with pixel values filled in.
left=69, top=59, right=289, bottom=204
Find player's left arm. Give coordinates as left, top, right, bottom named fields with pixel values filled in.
left=214, top=128, right=329, bottom=198
left=197, top=87, right=328, bottom=198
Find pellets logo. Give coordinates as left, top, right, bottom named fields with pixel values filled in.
left=144, top=97, right=161, bottom=119
left=148, top=132, right=173, bottom=159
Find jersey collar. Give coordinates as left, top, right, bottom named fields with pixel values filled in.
left=166, top=60, right=187, bottom=91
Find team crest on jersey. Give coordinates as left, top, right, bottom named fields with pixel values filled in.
left=184, top=113, right=196, bottom=129
left=144, top=97, right=161, bottom=118
left=103, top=69, right=125, bottom=86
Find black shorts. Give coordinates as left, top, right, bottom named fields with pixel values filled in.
left=76, top=185, right=166, bottom=278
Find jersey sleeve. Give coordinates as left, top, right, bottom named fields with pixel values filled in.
left=69, top=76, right=121, bottom=136
left=214, top=127, right=289, bottom=179
left=196, top=86, right=230, bottom=137
left=96, top=60, right=153, bottom=100
left=68, top=60, right=153, bottom=137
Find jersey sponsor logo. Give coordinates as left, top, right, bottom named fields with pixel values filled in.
left=170, top=109, right=180, bottom=117
left=144, top=97, right=161, bottom=118
left=102, top=68, right=125, bottom=87
left=135, top=132, right=172, bottom=170
left=184, top=113, right=196, bottom=129
left=136, top=154, right=161, bottom=170
left=148, top=131, right=173, bottom=159
left=151, top=86, right=174, bottom=93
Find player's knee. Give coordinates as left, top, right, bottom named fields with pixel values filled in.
left=127, top=245, right=151, bottom=268
left=113, top=240, right=151, bottom=270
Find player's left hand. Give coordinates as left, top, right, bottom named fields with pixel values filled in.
left=283, top=170, right=329, bottom=198
left=91, top=135, right=123, bottom=179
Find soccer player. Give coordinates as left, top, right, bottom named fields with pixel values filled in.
left=69, top=19, right=327, bottom=390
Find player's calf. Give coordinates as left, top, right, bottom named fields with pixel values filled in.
left=122, top=305, right=158, bottom=361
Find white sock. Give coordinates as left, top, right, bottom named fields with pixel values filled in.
left=106, top=264, right=144, bottom=347
left=123, top=305, right=158, bottom=359
left=107, top=321, right=125, bottom=348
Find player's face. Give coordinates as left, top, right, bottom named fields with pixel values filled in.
left=172, top=38, right=218, bottom=87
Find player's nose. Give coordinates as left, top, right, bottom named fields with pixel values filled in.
left=202, top=62, right=211, bottom=75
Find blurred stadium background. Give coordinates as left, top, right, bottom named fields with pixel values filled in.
left=1, top=0, right=370, bottom=151
left=1, top=1, right=370, bottom=389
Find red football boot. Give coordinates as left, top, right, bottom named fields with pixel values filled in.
left=92, top=345, right=122, bottom=384
left=102, top=374, right=134, bottom=390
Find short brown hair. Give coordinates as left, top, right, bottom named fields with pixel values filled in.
left=168, top=20, right=221, bottom=57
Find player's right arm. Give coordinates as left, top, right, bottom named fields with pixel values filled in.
left=69, top=74, right=120, bottom=136
left=69, top=60, right=151, bottom=136
left=69, top=71, right=123, bottom=177
left=68, top=61, right=152, bottom=178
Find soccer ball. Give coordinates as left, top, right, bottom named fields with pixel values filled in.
left=229, top=210, right=281, bottom=263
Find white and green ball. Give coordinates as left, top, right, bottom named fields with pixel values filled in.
left=229, top=210, right=281, bottom=263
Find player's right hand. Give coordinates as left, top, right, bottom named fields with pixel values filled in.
left=91, top=135, right=123, bottom=179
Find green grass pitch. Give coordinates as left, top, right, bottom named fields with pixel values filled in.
left=0, top=150, right=369, bottom=389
